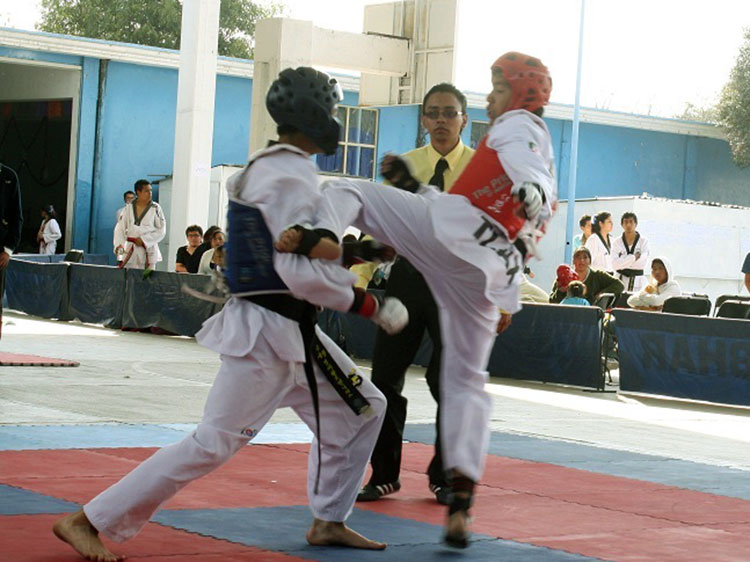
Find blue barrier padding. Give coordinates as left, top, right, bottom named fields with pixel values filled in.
left=5, top=259, right=68, bottom=318
left=122, top=270, right=223, bottom=336
left=67, top=263, right=126, bottom=327
left=11, top=253, right=54, bottom=263
left=615, top=309, right=750, bottom=407
left=317, top=305, right=432, bottom=365
left=488, top=303, right=603, bottom=389
left=82, top=254, right=108, bottom=265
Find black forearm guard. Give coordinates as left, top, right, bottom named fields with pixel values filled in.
left=288, top=225, right=339, bottom=256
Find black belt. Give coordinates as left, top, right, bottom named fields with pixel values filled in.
left=241, top=292, right=370, bottom=491
left=617, top=269, right=644, bottom=278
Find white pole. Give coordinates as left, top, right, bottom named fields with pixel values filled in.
left=167, top=0, right=220, bottom=271
left=564, top=0, right=585, bottom=263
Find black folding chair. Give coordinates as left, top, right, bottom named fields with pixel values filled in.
left=613, top=291, right=633, bottom=309
left=716, top=300, right=750, bottom=320
left=662, top=296, right=711, bottom=316
left=714, top=294, right=750, bottom=316
left=63, top=249, right=84, bottom=263
left=593, top=293, right=616, bottom=311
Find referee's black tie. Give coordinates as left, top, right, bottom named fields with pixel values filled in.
left=429, top=158, right=449, bottom=191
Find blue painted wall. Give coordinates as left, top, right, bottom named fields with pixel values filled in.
left=694, top=136, right=750, bottom=205
left=3, top=35, right=750, bottom=256
left=89, top=63, right=258, bottom=255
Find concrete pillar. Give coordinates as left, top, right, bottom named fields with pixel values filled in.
left=167, top=0, right=220, bottom=271
left=249, top=18, right=314, bottom=155
left=249, top=18, right=409, bottom=155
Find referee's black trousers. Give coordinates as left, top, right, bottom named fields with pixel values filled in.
left=366, top=257, right=446, bottom=488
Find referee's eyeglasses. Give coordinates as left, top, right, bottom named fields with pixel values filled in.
left=423, top=109, right=464, bottom=120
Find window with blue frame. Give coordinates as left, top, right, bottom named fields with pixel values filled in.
left=317, top=106, right=378, bottom=179
left=470, top=121, right=489, bottom=149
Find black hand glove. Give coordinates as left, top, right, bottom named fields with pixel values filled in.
left=381, top=154, right=420, bottom=192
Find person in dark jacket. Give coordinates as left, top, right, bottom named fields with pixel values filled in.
left=0, top=163, right=23, bottom=339
left=550, top=246, right=623, bottom=304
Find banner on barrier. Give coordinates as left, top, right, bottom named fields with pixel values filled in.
left=615, top=309, right=750, bottom=407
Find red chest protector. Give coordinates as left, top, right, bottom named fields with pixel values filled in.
left=449, top=135, right=525, bottom=240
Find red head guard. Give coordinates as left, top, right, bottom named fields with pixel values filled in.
left=491, top=52, right=552, bottom=113
left=556, top=264, right=579, bottom=291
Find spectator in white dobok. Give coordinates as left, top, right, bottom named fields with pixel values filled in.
left=585, top=211, right=614, bottom=274
left=612, top=212, right=650, bottom=292
left=114, top=179, right=166, bottom=270
left=37, top=205, right=61, bottom=255
left=627, top=257, right=681, bottom=311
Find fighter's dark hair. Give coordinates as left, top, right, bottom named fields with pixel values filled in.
left=621, top=211, right=638, bottom=225
left=123, top=190, right=136, bottom=201
left=579, top=214, right=592, bottom=228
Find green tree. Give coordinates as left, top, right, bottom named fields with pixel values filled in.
left=37, top=0, right=284, bottom=59
left=675, top=102, right=718, bottom=124
left=717, top=28, right=750, bottom=168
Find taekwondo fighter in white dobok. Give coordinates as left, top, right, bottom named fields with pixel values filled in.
left=53, top=66, right=408, bottom=561
left=113, top=180, right=166, bottom=270
left=612, top=211, right=650, bottom=292
left=277, top=52, right=557, bottom=549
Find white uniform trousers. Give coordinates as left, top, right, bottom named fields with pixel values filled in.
left=316, top=179, right=522, bottom=482
left=84, top=327, right=386, bottom=542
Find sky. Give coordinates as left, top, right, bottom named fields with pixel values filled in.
left=1, top=0, right=749, bottom=118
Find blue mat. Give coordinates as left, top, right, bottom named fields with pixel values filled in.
left=155, top=505, right=607, bottom=562
left=0, top=484, right=79, bottom=515
left=405, top=424, right=750, bottom=500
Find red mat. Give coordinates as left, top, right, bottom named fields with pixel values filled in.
left=3, top=443, right=750, bottom=562
left=0, top=352, right=79, bottom=367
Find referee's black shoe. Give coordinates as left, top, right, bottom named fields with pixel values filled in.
left=356, top=481, right=401, bottom=501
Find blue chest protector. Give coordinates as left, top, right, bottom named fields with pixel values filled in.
left=224, top=200, right=289, bottom=296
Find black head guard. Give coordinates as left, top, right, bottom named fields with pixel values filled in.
left=266, top=67, right=343, bottom=155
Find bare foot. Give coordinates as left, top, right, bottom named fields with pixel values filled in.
left=53, top=510, right=123, bottom=562
left=306, top=519, right=386, bottom=550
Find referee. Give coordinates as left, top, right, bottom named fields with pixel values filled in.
left=357, top=83, right=475, bottom=505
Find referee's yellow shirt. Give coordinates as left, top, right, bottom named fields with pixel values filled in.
left=401, top=139, right=475, bottom=191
